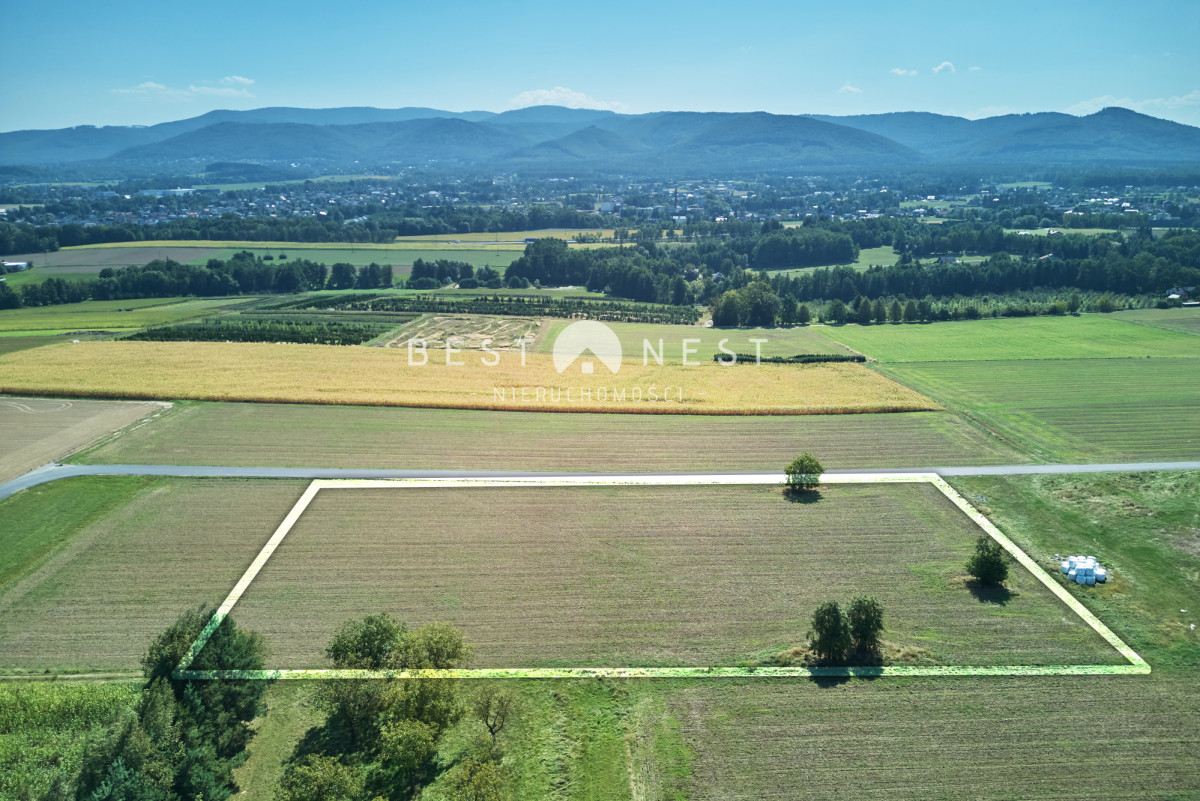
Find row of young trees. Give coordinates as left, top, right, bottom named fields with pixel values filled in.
left=55, top=608, right=507, bottom=801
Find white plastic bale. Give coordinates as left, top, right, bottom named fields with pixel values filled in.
left=1087, top=575, right=1096, bottom=586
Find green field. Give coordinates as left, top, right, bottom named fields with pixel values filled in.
left=189, top=246, right=517, bottom=270
left=0, top=296, right=257, bottom=333
left=0, top=476, right=155, bottom=594
left=950, top=471, right=1200, bottom=667
left=878, top=358, right=1200, bottom=462
left=535, top=319, right=853, bottom=362
left=1, top=246, right=221, bottom=286
left=0, top=335, right=69, bottom=355
left=230, top=471, right=1198, bottom=800
left=0, top=478, right=306, bottom=672
left=1005, top=227, right=1120, bottom=236
left=1113, top=307, right=1200, bottom=336
left=72, top=401, right=1028, bottom=470
left=825, top=315, right=1200, bottom=362
left=0, top=682, right=140, bottom=800
left=668, top=672, right=1198, bottom=800
left=769, top=245, right=899, bottom=276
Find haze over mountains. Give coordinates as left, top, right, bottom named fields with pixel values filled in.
left=3, top=105, right=1198, bottom=175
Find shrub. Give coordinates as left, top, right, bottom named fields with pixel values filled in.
left=785, top=453, right=824, bottom=491
left=966, top=533, right=1009, bottom=585
left=276, top=754, right=364, bottom=801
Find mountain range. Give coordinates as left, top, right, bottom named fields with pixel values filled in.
left=3, top=105, right=1198, bottom=175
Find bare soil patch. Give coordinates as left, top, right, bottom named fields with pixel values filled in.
left=0, top=396, right=166, bottom=483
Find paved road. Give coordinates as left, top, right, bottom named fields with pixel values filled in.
left=3, top=460, right=1199, bottom=502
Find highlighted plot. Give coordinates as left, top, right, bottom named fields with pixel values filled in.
left=178, top=474, right=1148, bottom=680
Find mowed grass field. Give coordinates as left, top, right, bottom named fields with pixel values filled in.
left=668, top=672, right=1198, bottom=800
left=0, top=395, right=162, bottom=483
left=73, top=401, right=1029, bottom=471
left=1, top=247, right=221, bottom=286
left=0, top=477, right=308, bottom=672
left=0, top=296, right=256, bottom=334
left=1114, top=306, right=1200, bottom=336
left=878, top=358, right=1200, bottom=462
left=950, top=471, right=1200, bottom=668
left=825, top=314, right=1200, bottom=362
left=769, top=245, right=900, bottom=276
left=393, top=228, right=619, bottom=243
left=0, top=341, right=939, bottom=414
left=230, top=483, right=1120, bottom=669
left=535, top=319, right=854, bottom=362
left=116, top=471, right=1200, bottom=800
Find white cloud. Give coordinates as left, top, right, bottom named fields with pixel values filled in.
left=188, top=85, right=254, bottom=98
left=509, top=87, right=625, bottom=111
left=932, top=61, right=956, bottom=74
left=969, top=66, right=982, bottom=72
left=111, top=78, right=255, bottom=100
left=1065, top=90, right=1200, bottom=116
left=838, top=84, right=863, bottom=94
left=890, top=68, right=917, bottom=77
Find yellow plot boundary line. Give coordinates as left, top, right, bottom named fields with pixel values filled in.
left=175, top=473, right=1149, bottom=680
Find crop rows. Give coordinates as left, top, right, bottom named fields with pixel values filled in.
left=229, top=484, right=1119, bottom=670
left=74, top=402, right=1028, bottom=471
left=878, top=357, right=1200, bottom=461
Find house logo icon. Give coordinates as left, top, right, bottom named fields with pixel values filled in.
left=552, top=320, right=623, bottom=374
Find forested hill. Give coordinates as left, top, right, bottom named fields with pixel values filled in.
left=3, top=104, right=1199, bottom=173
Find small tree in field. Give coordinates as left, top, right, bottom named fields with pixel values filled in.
left=847, top=595, right=885, bottom=653
left=809, top=600, right=851, bottom=663
left=967, top=533, right=1009, bottom=585
left=785, top=453, right=824, bottom=491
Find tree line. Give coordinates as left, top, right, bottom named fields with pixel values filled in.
left=273, top=613, right=512, bottom=800
left=0, top=252, right=393, bottom=309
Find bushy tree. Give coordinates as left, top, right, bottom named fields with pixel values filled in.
left=326, top=613, right=405, bottom=669
left=785, top=453, right=824, bottom=491
left=967, top=534, right=1009, bottom=585
left=447, top=756, right=510, bottom=801
left=378, top=719, right=437, bottom=779
left=319, top=616, right=471, bottom=748
left=847, top=595, right=885, bottom=652
left=275, top=755, right=364, bottom=801
left=809, top=600, right=851, bottom=663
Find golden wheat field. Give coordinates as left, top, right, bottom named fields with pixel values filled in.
left=0, top=341, right=939, bottom=414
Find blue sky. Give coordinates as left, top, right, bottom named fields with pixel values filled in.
left=4, top=0, right=1199, bottom=131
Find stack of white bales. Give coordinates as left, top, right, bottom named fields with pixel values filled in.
left=1061, top=555, right=1107, bottom=585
